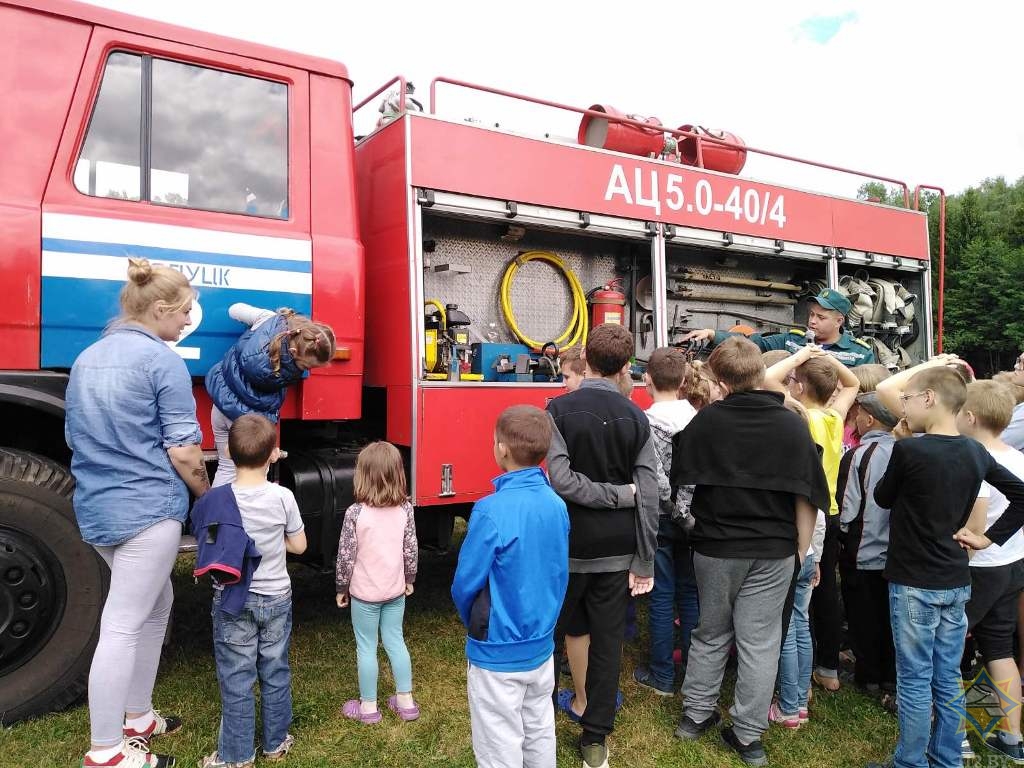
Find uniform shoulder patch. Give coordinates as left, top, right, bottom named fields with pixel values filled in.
left=853, top=337, right=872, bottom=349
left=789, top=328, right=805, bottom=336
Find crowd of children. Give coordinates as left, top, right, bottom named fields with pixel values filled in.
left=71, top=267, right=1024, bottom=768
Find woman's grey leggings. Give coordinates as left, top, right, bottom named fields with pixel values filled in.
left=89, top=519, right=181, bottom=746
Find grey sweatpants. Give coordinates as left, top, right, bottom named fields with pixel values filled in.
left=682, top=552, right=795, bottom=745
left=89, top=519, right=181, bottom=746
left=467, top=656, right=556, bottom=768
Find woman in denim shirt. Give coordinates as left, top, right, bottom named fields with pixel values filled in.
left=67, top=258, right=210, bottom=768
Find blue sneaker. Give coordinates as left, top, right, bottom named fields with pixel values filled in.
left=632, top=667, right=674, bottom=696
left=556, top=689, right=624, bottom=723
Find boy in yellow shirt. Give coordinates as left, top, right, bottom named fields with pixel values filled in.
left=766, top=346, right=860, bottom=691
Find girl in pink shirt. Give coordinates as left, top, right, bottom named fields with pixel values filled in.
left=336, top=442, right=419, bottom=723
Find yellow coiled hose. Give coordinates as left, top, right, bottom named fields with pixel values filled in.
left=499, top=251, right=588, bottom=350
left=424, top=298, right=447, bottom=329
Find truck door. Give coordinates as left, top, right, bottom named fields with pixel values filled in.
left=41, top=27, right=313, bottom=378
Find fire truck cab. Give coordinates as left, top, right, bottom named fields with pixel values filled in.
left=1, top=0, right=363, bottom=722
left=0, top=0, right=940, bottom=724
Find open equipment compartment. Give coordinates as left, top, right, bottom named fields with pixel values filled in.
left=836, top=253, right=931, bottom=368
left=664, top=239, right=830, bottom=345
left=411, top=195, right=658, bottom=505
left=418, top=206, right=658, bottom=384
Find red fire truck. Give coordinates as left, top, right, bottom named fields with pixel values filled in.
left=0, top=0, right=944, bottom=723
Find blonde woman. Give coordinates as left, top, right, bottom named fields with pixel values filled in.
left=67, top=259, right=208, bottom=768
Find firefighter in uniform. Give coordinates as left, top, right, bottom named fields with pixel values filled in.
left=680, top=288, right=876, bottom=367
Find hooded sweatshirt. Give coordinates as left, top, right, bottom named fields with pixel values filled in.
left=646, top=399, right=697, bottom=532
left=451, top=467, right=569, bottom=672
left=672, top=390, right=831, bottom=559
left=837, top=430, right=895, bottom=570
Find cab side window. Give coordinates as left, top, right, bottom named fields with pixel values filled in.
left=74, top=53, right=143, bottom=201
left=75, top=52, right=289, bottom=219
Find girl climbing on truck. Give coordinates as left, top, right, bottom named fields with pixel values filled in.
left=205, top=304, right=336, bottom=486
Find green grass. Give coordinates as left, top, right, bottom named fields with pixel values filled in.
left=2, top=524, right=903, bottom=767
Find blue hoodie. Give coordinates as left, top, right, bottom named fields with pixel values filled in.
left=451, top=467, right=569, bottom=672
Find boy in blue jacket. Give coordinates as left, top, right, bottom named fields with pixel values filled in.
left=452, top=405, right=570, bottom=768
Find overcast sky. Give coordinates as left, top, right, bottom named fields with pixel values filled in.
left=81, top=0, right=1023, bottom=199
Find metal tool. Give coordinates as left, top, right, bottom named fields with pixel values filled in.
left=638, top=312, right=654, bottom=348
left=670, top=289, right=797, bottom=306
left=685, top=307, right=790, bottom=327
left=668, top=269, right=800, bottom=293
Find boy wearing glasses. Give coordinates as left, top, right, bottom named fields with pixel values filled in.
left=867, top=367, right=1024, bottom=768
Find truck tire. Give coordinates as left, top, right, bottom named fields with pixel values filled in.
left=0, top=449, right=107, bottom=724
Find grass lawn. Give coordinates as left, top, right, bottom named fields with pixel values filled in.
left=3, top=523, right=906, bottom=767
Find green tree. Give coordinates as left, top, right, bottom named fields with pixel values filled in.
left=933, top=175, right=1024, bottom=374
left=856, top=181, right=906, bottom=207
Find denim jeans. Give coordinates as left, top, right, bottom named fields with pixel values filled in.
left=778, top=555, right=815, bottom=714
left=212, top=590, right=293, bottom=763
left=648, top=523, right=699, bottom=688
left=889, top=583, right=970, bottom=768
left=350, top=595, right=413, bottom=701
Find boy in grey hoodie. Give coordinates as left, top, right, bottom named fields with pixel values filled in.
left=633, top=347, right=699, bottom=695
left=837, top=392, right=898, bottom=698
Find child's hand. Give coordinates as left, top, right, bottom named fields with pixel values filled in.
left=811, top=563, right=821, bottom=588
left=405, top=583, right=415, bottom=597
left=954, top=527, right=992, bottom=551
left=628, top=572, right=654, bottom=596
left=336, top=592, right=349, bottom=608
left=791, top=345, right=817, bottom=363
left=893, top=418, right=913, bottom=440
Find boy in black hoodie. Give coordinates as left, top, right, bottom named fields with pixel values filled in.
left=546, top=323, right=659, bottom=768
left=671, top=337, right=826, bottom=767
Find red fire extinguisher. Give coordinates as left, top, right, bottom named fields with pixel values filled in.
left=589, top=278, right=626, bottom=327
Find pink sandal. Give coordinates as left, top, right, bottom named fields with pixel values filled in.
left=387, top=695, right=420, bottom=721
left=342, top=699, right=382, bottom=724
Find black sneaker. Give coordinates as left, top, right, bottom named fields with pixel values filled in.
left=985, top=735, right=1024, bottom=764
left=721, top=726, right=768, bottom=767
left=674, top=709, right=721, bottom=741
left=123, top=711, right=182, bottom=742
left=632, top=667, right=675, bottom=696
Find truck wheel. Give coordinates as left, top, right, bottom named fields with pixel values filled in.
left=0, top=449, right=107, bottom=724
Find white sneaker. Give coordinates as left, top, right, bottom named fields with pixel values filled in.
left=197, top=750, right=254, bottom=768
left=124, top=710, right=182, bottom=742
left=963, top=736, right=977, bottom=761
left=82, top=737, right=175, bottom=768
left=263, top=733, right=295, bottom=761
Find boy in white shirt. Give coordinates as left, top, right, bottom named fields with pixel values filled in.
left=198, top=414, right=307, bottom=768
left=957, top=381, right=1024, bottom=762
left=633, top=347, right=698, bottom=695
